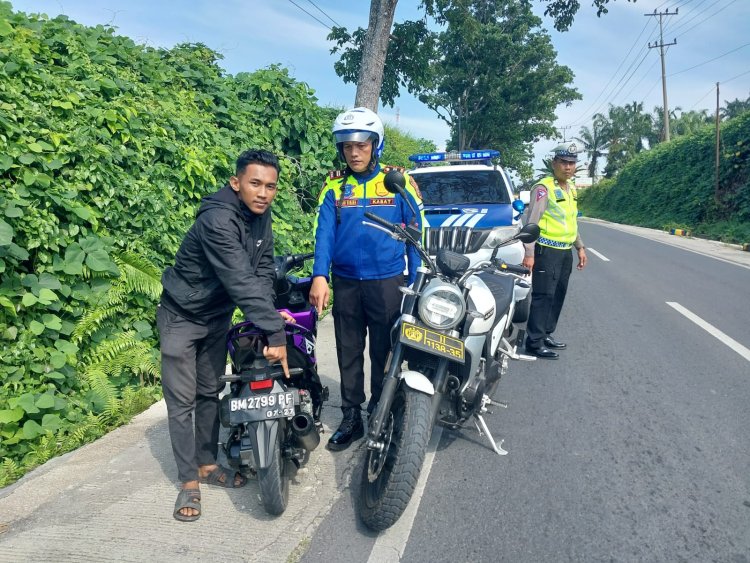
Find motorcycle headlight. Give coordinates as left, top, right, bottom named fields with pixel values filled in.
left=418, top=281, right=465, bottom=330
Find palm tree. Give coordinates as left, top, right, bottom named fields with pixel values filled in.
left=575, top=116, right=609, bottom=181
left=671, top=108, right=712, bottom=137
left=721, top=93, right=750, bottom=120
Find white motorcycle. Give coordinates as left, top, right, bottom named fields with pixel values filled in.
left=357, top=170, right=540, bottom=531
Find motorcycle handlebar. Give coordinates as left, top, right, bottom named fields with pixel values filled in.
left=363, top=211, right=396, bottom=231
left=496, top=262, right=531, bottom=276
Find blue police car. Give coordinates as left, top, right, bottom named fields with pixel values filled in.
left=408, top=150, right=525, bottom=266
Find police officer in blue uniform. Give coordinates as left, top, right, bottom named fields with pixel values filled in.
left=309, top=108, right=423, bottom=450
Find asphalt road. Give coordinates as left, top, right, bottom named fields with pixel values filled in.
left=1, top=219, right=748, bottom=562
left=303, top=220, right=750, bottom=563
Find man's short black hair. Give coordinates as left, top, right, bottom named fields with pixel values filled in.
left=236, top=149, right=280, bottom=176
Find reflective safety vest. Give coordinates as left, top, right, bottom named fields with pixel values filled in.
left=536, top=176, right=578, bottom=248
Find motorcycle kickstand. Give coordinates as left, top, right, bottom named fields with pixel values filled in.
left=473, top=414, right=508, bottom=456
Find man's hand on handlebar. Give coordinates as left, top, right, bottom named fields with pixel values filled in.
left=263, top=344, right=290, bottom=378
left=279, top=310, right=296, bottom=323
left=522, top=256, right=534, bottom=270
left=309, top=276, right=330, bottom=314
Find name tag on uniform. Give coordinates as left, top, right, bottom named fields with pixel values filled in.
left=554, top=189, right=565, bottom=201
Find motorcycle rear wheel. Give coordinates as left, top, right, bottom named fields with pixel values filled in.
left=257, top=422, right=290, bottom=516
left=359, top=386, right=432, bottom=531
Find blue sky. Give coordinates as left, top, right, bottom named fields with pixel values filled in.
left=9, top=0, right=750, bottom=170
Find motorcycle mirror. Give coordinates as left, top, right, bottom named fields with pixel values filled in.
left=384, top=168, right=419, bottom=225
left=516, top=223, right=540, bottom=244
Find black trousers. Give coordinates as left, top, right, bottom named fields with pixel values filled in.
left=525, top=245, right=573, bottom=349
left=157, top=305, right=232, bottom=483
left=331, top=274, right=403, bottom=411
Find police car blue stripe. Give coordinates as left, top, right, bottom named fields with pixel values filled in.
left=464, top=212, right=486, bottom=228
left=441, top=214, right=463, bottom=227
left=453, top=213, right=477, bottom=227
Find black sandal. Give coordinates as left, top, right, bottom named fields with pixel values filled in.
left=200, top=465, right=248, bottom=488
left=173, top=488, right=201, bottom=522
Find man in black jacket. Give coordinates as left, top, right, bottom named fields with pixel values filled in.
left=158, top=149, right=291, bottom=522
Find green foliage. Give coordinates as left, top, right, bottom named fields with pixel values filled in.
left=0, top=4, right=335, bottom=482
left=329, top=1, right=579, bottom=177
left=381, top=125, right=437, bottom=168
left=538, top=0, right=633, bottom=32
left=578, top=112, right=750, bottom=243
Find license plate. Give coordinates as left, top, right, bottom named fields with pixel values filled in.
left=229, top=391, right=297, bottom=420
left=400, top=321, right=465, bottom=363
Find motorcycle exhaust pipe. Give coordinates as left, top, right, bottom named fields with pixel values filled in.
left=291, top=412, right=320, bottom=452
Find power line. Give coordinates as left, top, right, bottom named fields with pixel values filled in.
left=619, top=58, right=660, bottom=104
left=562, top=20, right=652, bottom=127
left=723, top=68, right=750, bottom=84
left=568, top=25, right=659, bottom=127
left=287, top=0, right=334, bottom=31
left=690, top=85, right=716, bottom=110
left=668, top=42, right=750, bottom=77
left=673, top=0, right=740, bottom=40
left=662, top=0, right=711, bottom=34
left=305, top=0, right=342, bottom=28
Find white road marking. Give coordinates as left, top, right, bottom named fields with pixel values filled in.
left=666, top=302, right=750, bottom=362
left=584, top=219, right=750, bottom=271
left=367, top=426, right=444, bottom=563
left=587, top=247, right=610, bottom=261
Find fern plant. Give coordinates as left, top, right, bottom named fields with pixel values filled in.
left=73, top=250, right=163, bottom=410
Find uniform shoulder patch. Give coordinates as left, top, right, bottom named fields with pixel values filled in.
left=328, top=169, right=346, bottom=179
left=407, top=174, right=423, bottom=201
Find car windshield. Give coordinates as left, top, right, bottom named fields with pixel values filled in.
left=414, top=170, right=511, bottom=205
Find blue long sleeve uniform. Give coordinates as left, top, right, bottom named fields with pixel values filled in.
left=312, top=164, right=424, bottom=284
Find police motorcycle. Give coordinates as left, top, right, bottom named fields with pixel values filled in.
left=219, top=253, right=327, bottom=516
left=357, top=170, right=540, bottom=531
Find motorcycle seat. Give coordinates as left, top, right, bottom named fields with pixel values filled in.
left=475, top=271, right=515, bottom=319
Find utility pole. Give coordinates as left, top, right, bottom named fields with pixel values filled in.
left=558, top=125, right=571, bottom=142
left=646, top=8, right=678, bottom=142
left=715, top=82, right=721, bottom=202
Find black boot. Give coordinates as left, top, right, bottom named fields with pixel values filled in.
left=327, top=407, right=364, bottom=451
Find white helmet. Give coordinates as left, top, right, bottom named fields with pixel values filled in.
left=332, top=107, right=385, bottom=163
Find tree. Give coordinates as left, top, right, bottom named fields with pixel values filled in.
left=721, top=92, right=750, bottom=120
left=354, top=0, right=398, bottom=110
left=575, top=116, right=609, bottom=181
left=330, top=0, right=628, bottom=112
left=332, top=1, right=580, bottom=176
left=670, top=108, right=712, bottom=137
left=596, top=101, right=652, bottom=177
left=539, top=0, right=636, bottom=31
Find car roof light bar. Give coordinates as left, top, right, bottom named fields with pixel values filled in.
left=408, top=149, right=500, bottom=165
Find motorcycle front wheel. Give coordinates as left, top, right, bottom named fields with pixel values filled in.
left=257, top=421, right=290, bottom=516
left=359, top=386, right=432, bottom=531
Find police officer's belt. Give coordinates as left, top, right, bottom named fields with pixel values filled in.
left=538, top=236, right=572, bottom=249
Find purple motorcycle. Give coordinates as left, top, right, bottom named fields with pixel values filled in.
left=219, top=253, right=327, bottom=515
